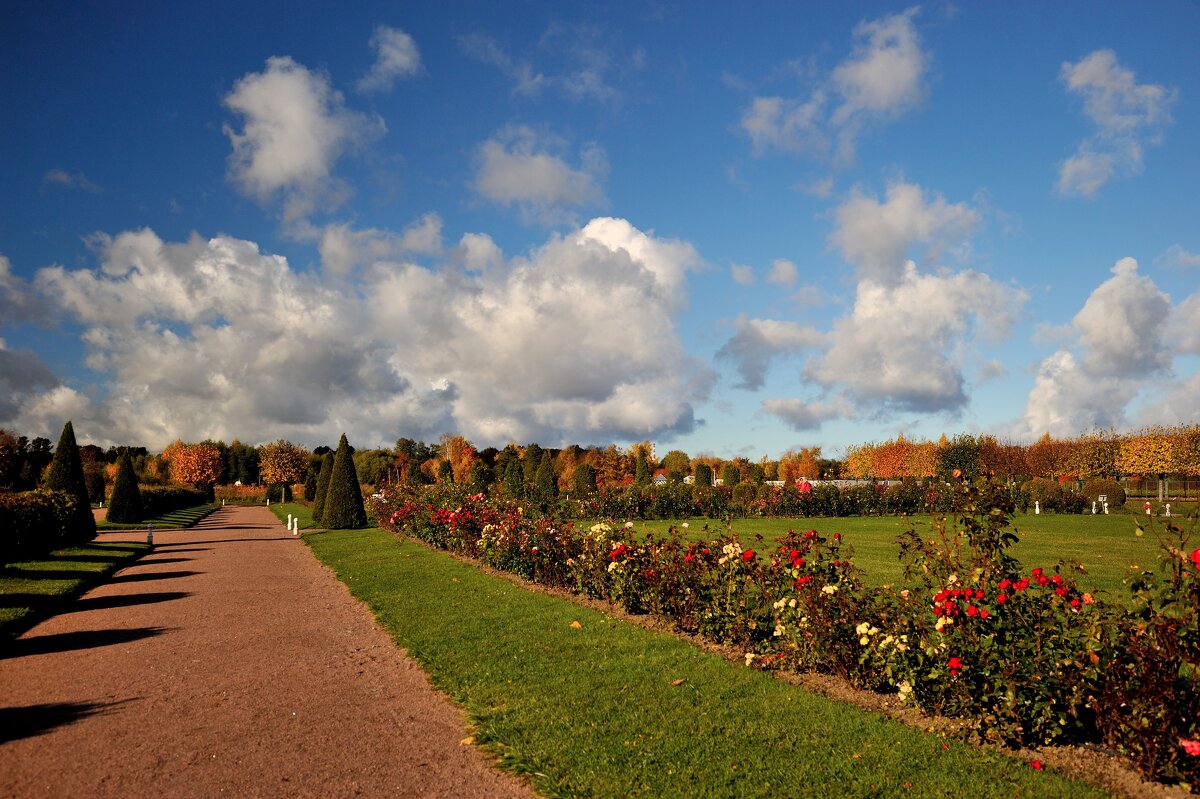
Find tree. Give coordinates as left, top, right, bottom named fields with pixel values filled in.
left=573, top=462, right=598, bottom=495
left=467, top=459, right=491, bottom=494
left=322, top=433, right=367, bottom=529
left=937, top=434, right=982, bottom=481
left=106, top=451, right=144, bottom=523
left=437, top=459, right=454, bottom=483
left=226, top=440, right=260, bottom=484
left=311, top=452, right=334, bottom=524
left=635, top=449, right=651, bottom=486
left=440, top=434, right=476, bottom=483
left=720, top=462, right=741, bottom=487
left=661, top=449, right=690, bottom=477
left=43, top=421, right=96, bottom=544
left=259, top=440, right=311, bottom=486
left=523, top=443, right=544, bottom=487
left=164, top=440, right=223, bottom=494
left=504, top=459, right=524, bottom=498
left=534, top=452, right=558, bottom=504
left=693, top=462, right=713, bottom=488
left=304, top=456, right=321, bottom=500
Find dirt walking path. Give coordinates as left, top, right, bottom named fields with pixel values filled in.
left=0, top=506, right=535, bottom=798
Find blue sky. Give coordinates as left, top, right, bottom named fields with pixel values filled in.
left=1, top=1, right=1198, bottom=457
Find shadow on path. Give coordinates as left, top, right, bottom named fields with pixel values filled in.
left=67, top=592, right=190, bottom=614
left=109, top=570, right=198, bottom=584
left=1, top=627, right=172, bottom=659
left=0, top=699, right=134, bottom=743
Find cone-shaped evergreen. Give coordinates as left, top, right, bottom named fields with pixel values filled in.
left=504, top=459, right=524, bottom=498
left=321, top=434, right=366, bottom=529
left=106, top=451, right=144, bottom=523
left=311, top=452, right=334, bottom=525
left=635, top=449, right=651, bottom=486
left=535, top=452, right=557, bottom=501
left=43, top=421, right=96, bottom=543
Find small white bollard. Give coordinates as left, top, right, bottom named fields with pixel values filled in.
left=222, top=499, right=226, bottom=506
left=1145, top=501, right=1152, bottom=516
left=292, top=518, right=299, bottom=536
left=146, top=523, right=154, bottom=546
left=1103, top=502, right=1109, bottom=514
left=1035, top=500, right=1040, bottom=515
left=287, top=514, right=293, bottom=529
left=1166, top=503, right=1171, bottom=517
left=1092, top=501, right=1097, bottom=515
left=267, top=497, right=270, bottom=506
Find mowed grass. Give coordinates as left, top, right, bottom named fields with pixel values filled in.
left=611, top=512, right=1172, bottom=597
left=266, top=502, right=314, bottom=530
left=0, top=541, right=150, bottom=636
left=305, top=527, right=1103, bottom=798
left=96, top=503, right=218, bottom=531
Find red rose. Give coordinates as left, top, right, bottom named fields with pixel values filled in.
left=742, top=550, right=756, bottom=562
left=1030, top=760, right=1043, bottom=770
left=997, top=593, right=1008, bottom=604
left=1191, top=549, right=1200, bottom=570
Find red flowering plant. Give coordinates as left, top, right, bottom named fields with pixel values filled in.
left=1089, top=511, right=1200, bottom=788
left=879, top=483, right=1111, bottom=745
left=762, top=528, right=879, bottom=685
left=688, top=533, right=777, bottom=646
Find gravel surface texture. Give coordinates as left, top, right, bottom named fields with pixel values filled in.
left=0, top=506, right=534, bottom=798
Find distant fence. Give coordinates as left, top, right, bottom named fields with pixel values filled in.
left=1119, top=478, right=1200, bottom=500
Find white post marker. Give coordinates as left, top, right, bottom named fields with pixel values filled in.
left=146, top=522, right=154, bottom=547
left=1103, top=502, right=1109, bottom=514
left=1166, top=503, right=1172, bottom=518
left=1035, top=500, right=1040, bottom=515
left=293, top=518, right=299, bottom=536
left=1145, top=501, right=1151, bottom=516
left=287, top=513, right=293, bottom=529
left=1092, top=501, right=1097, bottom=514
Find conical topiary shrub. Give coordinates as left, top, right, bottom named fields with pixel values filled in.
left=311, top=452, right=334, bottom=525
left=106, top=451, right=144, bottom=523
left=321, top=434, right=366, bottom=529
left=43, top=421, right=96, bottom=544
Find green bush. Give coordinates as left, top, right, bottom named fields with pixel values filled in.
left=1081, top=478, right=1126, bottom=508
left=105, top=452, right=143, bottom=523
left=1022, top=477, right=1063, bottom=512
left=311, top=452, right=334, bottom=523
left=321, top=434, right=366, bottom=529
left=42, top=421, right=95, bottom=544
left=0, top=489, right=78, bottom=564
left=139, top=485, right=209, bottom=518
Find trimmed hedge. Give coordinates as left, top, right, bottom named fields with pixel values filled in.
left=0, top=489, right=80, bottom=564
left=139, top=485, right=210, bottom=518
left=106, top=452, right=143, bottom=523
left=322, top=434, right=366, bottom=529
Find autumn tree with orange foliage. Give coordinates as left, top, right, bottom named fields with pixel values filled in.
left=163, top=440, right=223, bottom=491
left=870, top=436, right=915, bottom=479
left=258, top=440, right=310, bottom=485
left=843, top=443, right=875, bottom=479
left=1026, top=433, right=1070, bottom=479
left=439, top=434, right=477, bottom=484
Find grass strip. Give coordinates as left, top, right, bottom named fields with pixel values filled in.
left=265, top=502, right=314, bottom=530
left=610, top=513, right=1159, bottom=596
left=306, top=528, right=1103, bottom=798
left=0, top=541, right=150, bottom=637
left=96, top=503, right=218, bottom=531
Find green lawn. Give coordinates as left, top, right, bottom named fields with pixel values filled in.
left=305, top=527, right=1104, bottom=798
left=265, top=502, right=314, bottom=530
left=96, top=503, right=219, bottom=531
left=608, top=512, right=1168, bottom=597
left=0, top=541, right=150, bottom=637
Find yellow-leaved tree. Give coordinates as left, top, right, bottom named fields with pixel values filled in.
left=258, top=440, right=310, bottom=486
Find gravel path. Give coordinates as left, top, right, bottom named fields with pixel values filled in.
left=0, top=506, right=535, bottom=798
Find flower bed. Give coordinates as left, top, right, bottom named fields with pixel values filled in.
left=372, top=481, right=1200, bottom=789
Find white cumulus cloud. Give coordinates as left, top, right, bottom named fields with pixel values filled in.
left=357, top=25, right=421, bottom=92
left=808, top=262, right=1025, bottom=413
left=319, top=213, right=443, bottom=277
left=1016, top=257, right=1178, bottom=437
left=473, top=126, right=607, bottom=225
left=223, top=56, right=384, bottom=221
left=715, top=316, right=824, bottom=390
left=829, top=181, right=981, bottom=285
left=14, top=219, right=711, bottom=449
left=740, top=7, right=927, bottom=165
left=1057, top=49, right=1176, bottom=197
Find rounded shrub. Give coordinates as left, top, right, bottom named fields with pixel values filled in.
left=1022, top=477, right=1063, bottom=512
left=1081, top=478, right=1126, bottom=508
